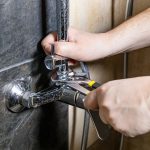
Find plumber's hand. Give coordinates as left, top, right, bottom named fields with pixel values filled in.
left=41, top=28, right=111, bottom=61
left=85, top=77, right=150, bottom=137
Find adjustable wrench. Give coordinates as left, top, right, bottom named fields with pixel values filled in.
left=53, top=79, right=111, bottom=140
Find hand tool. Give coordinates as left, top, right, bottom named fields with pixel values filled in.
left=44, top=65, right=111, bottom=140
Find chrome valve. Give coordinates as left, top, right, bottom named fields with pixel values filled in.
left=44, top=54, right=69, bottom=80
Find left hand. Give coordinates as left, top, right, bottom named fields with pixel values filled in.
left=84, top=77, right=150, bottom=137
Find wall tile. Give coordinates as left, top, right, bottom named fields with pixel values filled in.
left=0, top=60, right=68, bottom=150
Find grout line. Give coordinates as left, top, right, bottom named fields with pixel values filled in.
left=0, top=58, right=35, bottom=73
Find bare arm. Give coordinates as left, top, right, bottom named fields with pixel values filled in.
left=107, top=8, right=150, bottom=56
left=41, top=8, right=150, bottom=61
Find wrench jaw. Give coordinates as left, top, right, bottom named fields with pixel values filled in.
left=50, top=69, right=89, bottom=86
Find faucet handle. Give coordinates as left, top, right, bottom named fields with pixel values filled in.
left=4, top=77, right=31, bottom=113
left=44, top=55, right=67, bottom=70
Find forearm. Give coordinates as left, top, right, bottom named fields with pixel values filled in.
left=41, top=8, right=150, bottom=61
left=105, top=8, right=150, bottom=57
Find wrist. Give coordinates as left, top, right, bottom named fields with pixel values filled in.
left=104, top=30, right=126, bottom=57
left=93, top=32, right=115, bottom=59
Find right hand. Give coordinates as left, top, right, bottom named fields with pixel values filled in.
left=41, top=28, right=111, bottom=61
left=84, top=77, right=150, bottom=137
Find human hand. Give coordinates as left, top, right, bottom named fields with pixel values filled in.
left=41, top=28, right=112, bottom=61
left=84, top=77, right=150, bottom=137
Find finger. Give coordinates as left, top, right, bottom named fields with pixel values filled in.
left=84, top=90, right=99, bottom=111
left=41, top=32, right=57, bottom=54
left=99, top=108, right=109, bottom=124
left=54, top=42, right=82, bottom=60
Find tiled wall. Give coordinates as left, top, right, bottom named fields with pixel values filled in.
left=0, top=0, right=68, bottom=149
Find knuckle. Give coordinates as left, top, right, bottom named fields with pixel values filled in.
left=96, top=86, right=106, bottom=97
left=113, top=124, right=122, bottom=132
left=106, top=113, right=120, bottom=130
left=103, top=109, right=114, bottom=125
left=101, top=99, right=109, bottom=106
left=100, top=99, right=110, bottom=110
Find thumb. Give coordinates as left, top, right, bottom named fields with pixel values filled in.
left=54, top=41, right=81, bottom=60
left=84, top=90, right=108, bottom=124
left=84, top=90, right=99, bottom=111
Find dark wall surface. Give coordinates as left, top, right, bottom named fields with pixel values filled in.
left=0, top=0, right=68, bottom=149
